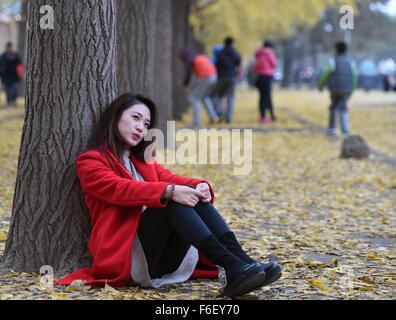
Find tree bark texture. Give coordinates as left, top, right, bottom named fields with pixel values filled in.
left=1, top=0, right=118, bottom=275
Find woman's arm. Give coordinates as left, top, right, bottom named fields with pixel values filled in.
left=76, top=152, right=170, bottom=208
left=268, top=50, right=277, bottom=68
left=154, top=162, right=215, bottom=204
left=183, top=61, right=193, bottom=87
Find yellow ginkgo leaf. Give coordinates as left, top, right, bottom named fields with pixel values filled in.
left=319, top=287, right=332, bottom=293
left=365, top=253, right=380, bottom=261
left=0, top=231, right=7, bottom=241
left=309, top=279, right=324, bottom=287
left=358, top=276, right=375, bottom=285
left=50, top=293, right=69, bottom=300
left=344, top=290, right=355, bottom=296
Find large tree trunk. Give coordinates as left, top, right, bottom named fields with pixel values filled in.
left=17, top=0, right=28, bottom=97
left=0, top=0, right=117, bottom=275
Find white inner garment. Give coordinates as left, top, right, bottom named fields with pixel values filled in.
left=122, top=149, right=199, bottom=288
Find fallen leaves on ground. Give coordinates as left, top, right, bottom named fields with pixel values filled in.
left=0, top=89, right=395, bottom=300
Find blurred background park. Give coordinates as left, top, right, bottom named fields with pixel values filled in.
left=0, top=0, right=395, bottom=300
left=1, top=0, right=396, bottom=101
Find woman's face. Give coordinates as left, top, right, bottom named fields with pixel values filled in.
left=117, top=103, right=151, bottom=148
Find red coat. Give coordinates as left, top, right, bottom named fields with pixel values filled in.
left=55, top=147, right=219, bottom=288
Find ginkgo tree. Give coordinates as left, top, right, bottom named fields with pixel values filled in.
left=190, top=0, right=357, bottom=55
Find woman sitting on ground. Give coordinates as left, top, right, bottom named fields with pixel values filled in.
left=55, top=93, right=282, bottom=298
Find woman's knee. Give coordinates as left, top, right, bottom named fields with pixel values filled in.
left=194, top=201, right=217, bottom=215
left=167, top=200, right=216, bottom=216
left=166, top=201, right=196, bottom=214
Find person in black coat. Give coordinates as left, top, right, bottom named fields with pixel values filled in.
left=0, top=42, right=22, bottom=107
left=211, top=37, right=241, bottom=124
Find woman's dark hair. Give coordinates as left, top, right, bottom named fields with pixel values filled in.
left=263, top=40, right=274, bottom=49
left=88, top=93, right=158, bottom=162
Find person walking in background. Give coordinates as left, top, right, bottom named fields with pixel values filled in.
left=211, top=44, right=223, bottom=65
left=254, top=40, right=278, bottom=124
left=211, top=37, right=241, bottom=124
left=359, top=57, right=377, bottom=92
left=378, top=58, right=396, bottom=92
left=318, top=41, right=358, bottom=138
left=180, top=47, right=219, bottom=128
left=0, top=42, right=22, bottom=108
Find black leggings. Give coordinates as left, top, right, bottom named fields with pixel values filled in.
left=138, top=201, right=230, bottom=278
left=256, top=75, right=275, bottom=119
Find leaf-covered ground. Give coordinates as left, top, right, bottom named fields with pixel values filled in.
left=0, top=89, right=395, bottom=300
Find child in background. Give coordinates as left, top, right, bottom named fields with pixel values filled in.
left=318, top=41, right=358, bottom=138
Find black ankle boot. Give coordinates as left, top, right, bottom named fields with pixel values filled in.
left=197, top=234, right=247, bottom=282
left=218, top=231, right=256, bottom=264
left=196, top=234, right=267, bottom=298
left=218, top=232, right=282, bottom=287
left=252, top=262, right=282, bottom=288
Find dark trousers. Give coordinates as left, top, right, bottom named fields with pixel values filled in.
left=211, top=77, right=237, bottom=123
left=256, top=75, right=275, bottom=119
left=138, top=201, right=231, bottom=279
left=328, top=93, right=350, bottom=135
left=4, top=82, right=18, bottom=105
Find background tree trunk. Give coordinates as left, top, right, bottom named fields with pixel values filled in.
left=0, top=0, right=118, bottom=275
left=309, top=26, right=319, bottom=88
left=171, top=0, right=191, bottom=120
left=294, top=30, right=307, bottom=89
left=153, top=0, right=173, bottom=143
left=117, top=0, right=176, bottom=146
left=281, top=37, right=296, bottom=88
left=117, top=0, right=156, bottom=96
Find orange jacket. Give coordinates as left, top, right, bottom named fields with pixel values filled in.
left=193, top=55, right=217, bottom=78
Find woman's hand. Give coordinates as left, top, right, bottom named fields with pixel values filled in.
left=172, top=185, right=205, bottom=207
left=196, top=183, right=212, bottom=203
